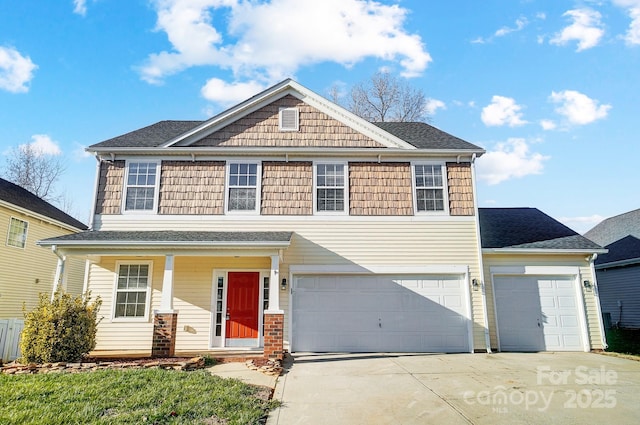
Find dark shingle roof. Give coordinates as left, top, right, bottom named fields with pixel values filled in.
left=91, top=121, right=202, bottom=148
left=584, top=208, right=640, bottom=247
left=478, top=208, right=603, bottom=250
left=595, top=235, right=640, bottom=265
left=373, top=122, right=483, bottom=151
left=89, top=119, right=483, bottom=152
left=0, top=178, right=87, bottom=230
left=39, top=230, right=292, bottom=245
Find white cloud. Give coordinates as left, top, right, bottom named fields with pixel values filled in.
left=559, top=214, right=605, bottom=234
left=549, top=90, right=611, bottom=125
left=540, top=119, right=557, bottom=130
left=201, top=78, right=266, bottom=106
left=425, top=98, right=446, bottom=115
left=481, top=95, right=527, bottom=127
left=20, top=134, right=62, bottom=156
left=139, top=0, right=431, bottom=88
left=476, top=138, right=550, bottom=185
left=550, top=8, right=604, bottom=51
left=613, top=0, right=640, bottom=45
left=73, top=0, right=87, bottom=16
left=0, top=46, right=37, bottom=93
left=495, top=17, right=528, bottom=37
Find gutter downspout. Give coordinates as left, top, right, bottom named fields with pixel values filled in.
left=471, top=154, right=492, bottom=353
left=51, top=245, right=66, bottom=300
left=590, top=253, right=608, bottom=350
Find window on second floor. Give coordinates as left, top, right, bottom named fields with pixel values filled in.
left=7, top=217, right=28, bottom=248
left=227, top=162, right=260, bottom=213
left=124, top=162, right=158, bottom=212
left=315, top=163, right=348, bottom=213
left=413, top=163, right=447, bottom=213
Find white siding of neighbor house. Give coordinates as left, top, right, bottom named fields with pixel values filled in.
left=90, top=216, right=487, bottom=351
left=596, top=265, right=640, bottom=329
left=482, top=254, right=604, bottom=351
left=0, top=204, right=85, bottom=319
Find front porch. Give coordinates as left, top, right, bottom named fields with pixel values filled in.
left=38, top=231, right=293, bottom=360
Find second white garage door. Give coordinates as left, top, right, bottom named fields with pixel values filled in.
left=292, top=274, right=471, bottom=353
left=493, top=276, right=585, bottom=352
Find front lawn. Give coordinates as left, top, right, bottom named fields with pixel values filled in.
left=0, top=368, right=277, bottom=425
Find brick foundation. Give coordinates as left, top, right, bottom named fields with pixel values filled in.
left=263, top=313, right=284, bottom=360
left=152, top=312, right=178, bottom=358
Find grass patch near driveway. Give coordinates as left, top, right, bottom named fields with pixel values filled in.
left=605, top=328, right=640, bottom=355
left=0, top=368, right=276, bottom=425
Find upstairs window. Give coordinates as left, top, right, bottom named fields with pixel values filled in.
left=414, top=164, right=447, bottom=213
left=7, top=217, right=28, bottom=248
left=114, top=263, right=151, bottom=320
left=315, top=163, right=347, bottom=213
left=279, top=107, right=299, bottom=131
left=227, top=162, right=260, bottom=212
left=124, top=162, right=158, bottom=212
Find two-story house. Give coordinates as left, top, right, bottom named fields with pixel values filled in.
left=39, top=80, right=607, bottom=358
left=1, top=177, right=87, bottom=361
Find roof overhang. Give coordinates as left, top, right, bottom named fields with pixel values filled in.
left=595, top=257, right=640, bottom=269
left=0, top=200, right=86, bottom=232
left=483, top=248, right=608, bottom=255
left=38, top=231, right=293, bottom=256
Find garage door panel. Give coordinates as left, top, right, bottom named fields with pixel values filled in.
left=494, top=276, right=584, bottom=352
left=292, top=274, right=470, bottom=353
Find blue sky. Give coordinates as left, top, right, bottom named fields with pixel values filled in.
left=1, top=0, right=638, bottom=233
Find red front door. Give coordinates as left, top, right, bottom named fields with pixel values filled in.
left=226, top=272, right=260, bottom=339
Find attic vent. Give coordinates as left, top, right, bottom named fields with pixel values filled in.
left=279, top=107, right=299, bottom=131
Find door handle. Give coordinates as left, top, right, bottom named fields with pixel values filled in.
left=537, top=319, right=541, bottom=328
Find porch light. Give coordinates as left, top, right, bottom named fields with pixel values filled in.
left=583, top=280, right=592, bottom=290
left=281, top=278, right=287, bottom=291
left=472, top=279, right=479, bottom=290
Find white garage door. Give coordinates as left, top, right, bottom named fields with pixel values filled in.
left=494, top=276, right=584, bottom=351
left=292, top=274, right=471, bottom=353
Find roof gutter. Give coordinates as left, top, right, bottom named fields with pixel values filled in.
left=37, top=239, right=292, bottom=249
left=482, top=248, right=609, bottom=255
left=595, top=257, right=640, bottom=269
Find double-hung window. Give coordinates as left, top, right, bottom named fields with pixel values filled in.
left=227, top=162, right=260, bottom=212
left=315, top=163, right=347, bottom=213
left=414, top=164, right=447, bottom=213
left=114, top=263, right=151, bottom=320
left=6, top=217, right=28, bottom=248
left=124, top=162, right=158, bottom=212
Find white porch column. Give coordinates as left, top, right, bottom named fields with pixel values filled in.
left=51, top=245, right=65, bottom=300
left=159, top=254, right=175, bottom=312
left=265, top=254, right=282, bottom=312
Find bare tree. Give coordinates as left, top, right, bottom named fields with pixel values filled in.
left=347, top=71, right=429, bottom=122
left=3, top=144, right=66, bottom=202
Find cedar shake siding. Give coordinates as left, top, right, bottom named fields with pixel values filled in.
left=349, top=163, right=413, bottom=216
left=261, top=162, right=313, bottom=215
left=95, top=160, right=125, bottom=215
left=447, top=162, right=474, bottom=216
left=192, top=95, right=385, bottom=148
left=159, top=161, right=225, bottom=215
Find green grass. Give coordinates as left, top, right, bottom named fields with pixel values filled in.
left=0, top=368, right=277, bottom=425
left=605, top=328, right=640, bottom=356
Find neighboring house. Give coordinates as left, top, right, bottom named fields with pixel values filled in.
left=585, top=209, right=640, bottom=329
left=478, top=208, right=607, bottom=352
left=38, top=80, right=607, bottom=359
left=0, top=178, right=88, bottom=361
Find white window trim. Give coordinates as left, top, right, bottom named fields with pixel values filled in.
left=111, top=260, right=153, bottom=322
left=279, top=107, right=299, bottom=131
left=121, top=160, right=161, bottom=214
left=224, top=161, right=262, bottom=215
left=6, top=216, right=29, bottom=249
left=313, top=161, right=349, bottom=215
left=411, top=162, right=449, bottom=215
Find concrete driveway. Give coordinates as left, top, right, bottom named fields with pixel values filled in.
left=267, top=352, right=640, bottom=425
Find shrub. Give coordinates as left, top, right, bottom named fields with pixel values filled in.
left=20, top=290, right=102, bottom=363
